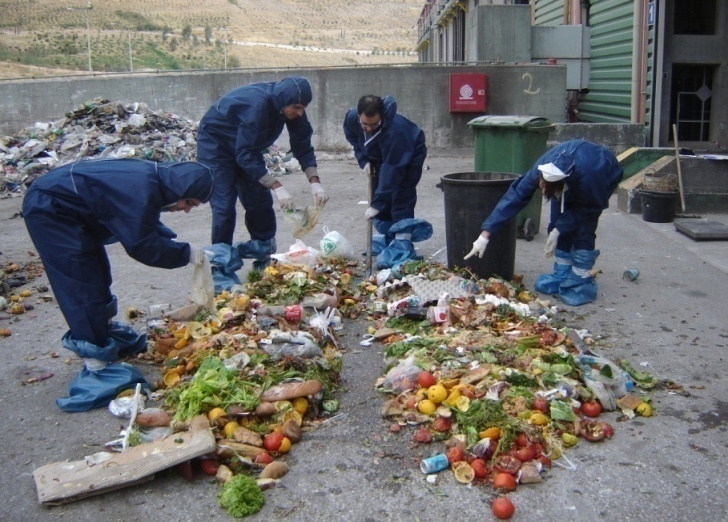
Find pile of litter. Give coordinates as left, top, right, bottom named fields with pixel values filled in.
left=362, top=260, right=661, bottom=517
left=0, top=98, right=298, bottom=197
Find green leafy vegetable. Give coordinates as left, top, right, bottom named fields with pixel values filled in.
left=549, top=399, right=577, bottom=421
left=167, top=357, right=258, bottom=420
left=619, top=359, right=657, bottom=389
left=218, top=474, right=264, bottom=518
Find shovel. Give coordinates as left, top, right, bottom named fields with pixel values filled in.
left=365, top=166, right=375, bottom=277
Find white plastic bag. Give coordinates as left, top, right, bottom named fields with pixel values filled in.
left=320, top=226, right=356, bottom=260
left=271, top=239, right=320, bottom=266
left=191, top=256, right=215, bottom=312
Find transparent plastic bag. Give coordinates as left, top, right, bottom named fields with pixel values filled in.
left=382, top=356, right=422, bottom=393
left=283, top=206, right=324, bottom=238
left=272, top=239, right=320, bottom=266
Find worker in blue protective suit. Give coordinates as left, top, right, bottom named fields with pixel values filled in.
left=343, top=95, right=428, bottom=268
left=22, top=158, right=214, bottom=411
left=465, top=140, right=623, bottom=306
left=197, top=76, right=328, bottom=270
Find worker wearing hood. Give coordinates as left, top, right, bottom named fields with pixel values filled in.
left=465, top=140, right=623, bottom=306
left=343, top=95, right=429, bottom=268
left=198, top=76, right=328, bottom=270
left=22, top=158, right=214, bottom=411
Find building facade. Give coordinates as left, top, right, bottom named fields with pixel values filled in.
left=416, top=0, right=727, bottom=150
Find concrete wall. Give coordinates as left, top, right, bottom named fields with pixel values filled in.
left=0, top=64, right=567, bottom=150
left=473, top=5, right=532, bottom=63
left=552, top=123, right=646, bottom=154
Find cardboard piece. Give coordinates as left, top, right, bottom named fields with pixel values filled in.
left=33, top=415, right=215, bottom=505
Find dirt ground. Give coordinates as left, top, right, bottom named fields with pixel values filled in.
left=1, top=149, right=727, bottom=521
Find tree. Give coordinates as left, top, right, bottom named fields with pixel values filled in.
left=204, top=25, right=212, bottom=44
left=182, top=25, right=192, bottom=40
left=169, top=38, right=178, bottom=52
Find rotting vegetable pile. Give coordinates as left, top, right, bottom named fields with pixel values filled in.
left=113, top=256, right=662, bottom=519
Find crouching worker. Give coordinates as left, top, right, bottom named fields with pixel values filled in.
left=22, top=158, right=214, bottom=411
left=465, top=140, right=623, bottom=306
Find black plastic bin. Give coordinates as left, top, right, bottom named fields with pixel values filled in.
left=640, top=189, right=678, bottom=223
left=439, top=172, right=518, bottom=280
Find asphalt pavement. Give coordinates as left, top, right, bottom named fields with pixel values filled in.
left=1, top=148, right=727, bottom=521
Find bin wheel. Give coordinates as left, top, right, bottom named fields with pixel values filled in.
left=523, top=218, right=536, bottom=241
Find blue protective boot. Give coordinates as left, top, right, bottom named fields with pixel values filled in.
left=237, top=238, right=276, bottom=272
left=558, top=249, right=600, bottom=306
left=57, top=335, right=149, bottom=412
left=56, top=362, right=150, bottom=412
left=534, top=249, right=573, bottom=295
left=376, top=233, right=419, bottom=269
left=108, top=321, right=148, bottom=358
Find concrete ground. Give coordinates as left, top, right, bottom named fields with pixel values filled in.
left=1, top=149, right=727, bottom=521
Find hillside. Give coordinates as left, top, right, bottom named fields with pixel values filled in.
left=0, top=0, right=422, bottom=78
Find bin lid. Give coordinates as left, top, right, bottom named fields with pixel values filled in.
left=467, top=115, right=553, bottom=131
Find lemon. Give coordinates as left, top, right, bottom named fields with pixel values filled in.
left=427, top=384, right=448, bottom=404
left=529, top=411, right=549, bottom=426
left=208, top=407, right=228, bottom=421
left=455, top=396, right=471, bottom=412
left=444, top=388, right=461, bottom=406
left=223, top=421, right=240, bottom=439
left=291, top=397, right=309, bottom=416
left=417, top=399, right=437, bottom=415
left=278, top=436, right=292, bottom=453
left=635, top=402, right=653, bottom=417
left=562, top=432, right=578, bottom=447
left=479, top=427, right=501, bottom=440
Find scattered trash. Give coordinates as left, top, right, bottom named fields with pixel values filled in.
left=623, top=269, right=640, bottom=281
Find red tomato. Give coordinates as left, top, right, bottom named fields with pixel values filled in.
left=263, top=431, right=284, bottom=452
left=539, top=454, right=552, bottom=468
left=446, top=446, right=464, bottom=464
left=199, top=459, right=218, bottom=476
left=532, top=396, right=550, bottom=414
left=493, top=472, right=517, bottom=491
left=581, top=401, right=602, bottom=418
left=513, top=445, right=536, bottom=462
left=492, top=497, right=515, bottom=519
left=600, top=421, right=615, bottom=438
left=579, top=420, right=606, bottom=442
left=515, top=433, right=530, bottom=447
left=432, top=416, right=452, bottom=432
left=471, top=458, right=488, bottom=479
left=254, top=452, right=273, bottom=465
left=493, top=455, right=521, bottom=475
left=417, top=371, right=437, bottom=388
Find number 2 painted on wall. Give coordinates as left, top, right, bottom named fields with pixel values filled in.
left=522, top=73, right=540, bottom=95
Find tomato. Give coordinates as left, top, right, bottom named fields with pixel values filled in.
left=539, top=454, right=552, bottom=468
left=471, top=458, right=488, bottom=479
left=581, top=401, right=602, bottom=418
left=446, top=446, right=464, bottom=464
left=263, top=431, right=284, bottom=452
left=513, top=445, right=536, bottom=463
left=532, top=396, right=550, bottom=414
left=599, top=421, right=615, bottom=438
left=417, top=371, right=437, bottom=388
left=515, top=433, right=530, bottom=447
left=579, top=420, right=606, bottom=442
left=432, top=416, right=452, bottom=432
left=199, top=459, right=218, bottom=476
left=493, top=455, right=521, bottom=475
left=254, top=452, right=273, bottom=465
left=492, top=472, right=517, bottom=491
left=492, top=497, right=516, bottom=519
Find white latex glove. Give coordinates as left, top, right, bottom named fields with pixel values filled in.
left=464, top=235, right=489, bottom=260
left=273, top=186, right=295, bottom=210
left=544, top=228, right=560, bottom=258
left=189, top=244, right=205, bottom=266
left=310, top=182, right=328, bottom=206
left=364, top=207, right=380, bottom=219
left=363, top=163, right=372, bottom=176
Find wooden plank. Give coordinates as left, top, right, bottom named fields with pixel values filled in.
left=33, top=415, right=215, bottom=505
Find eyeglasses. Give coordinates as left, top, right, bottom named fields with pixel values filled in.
left=359, top=118, right=382, bottom=130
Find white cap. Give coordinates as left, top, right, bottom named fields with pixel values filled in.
left=538, top=162, right=569, bottom=182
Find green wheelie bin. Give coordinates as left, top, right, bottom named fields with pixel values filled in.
left=467, top=115, right=554, bottom=240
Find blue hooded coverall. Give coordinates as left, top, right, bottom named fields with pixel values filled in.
left=343, top=96, right=427, bottom=226
left=22, top=158, right=214, bottom=410
left=198, top=76, right=318, bottom=246
left=481, top=140, right=623, bottom=305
